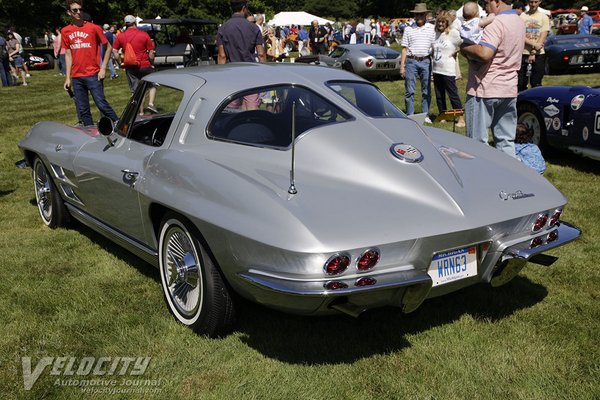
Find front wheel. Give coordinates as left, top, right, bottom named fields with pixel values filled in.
left=517, top=103, right=547, bottom=149
left=32, top=157, right=70, bottom=228
left=158, top=214, right=235, bottom=336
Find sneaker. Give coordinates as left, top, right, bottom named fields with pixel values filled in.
left=23, top=82, right=28, bottom=86
left=424, top=116, right=432, bottom=124
left=110, top=74, right=118, bottom=79
left=146, top=104, right=158, bottom=114
left=25, top=74, right=31, bottom=78
left=456, top=121, right=466, bottom=128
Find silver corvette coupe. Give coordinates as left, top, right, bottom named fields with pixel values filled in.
left=19, top=63, right=580, bottom=336
left=296, top=44, right=401, bottom=80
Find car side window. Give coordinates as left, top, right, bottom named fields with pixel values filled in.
left=328, top=81, right=405, bottom=118
left=208, top=85, right=351, bottom=148
left=117, top=83, right=184, bottom=147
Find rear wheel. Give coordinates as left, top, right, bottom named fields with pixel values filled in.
left=342, top=60, right=354, bottom=73
left=517, top=103, right=547, bottom=149
left=284, top=40, right=296, bottom=53
left=32, top=157, right=69, bottom=228
left=158, top=213, right=235, bottom=336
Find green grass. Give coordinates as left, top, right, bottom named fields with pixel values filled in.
left=0, top=64, right=599, bottom=399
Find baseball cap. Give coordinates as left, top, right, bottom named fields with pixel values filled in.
left=124, top=15, right=136, bottom=24
left=581, top=6, right=589, bottom=12
left=103, top=24, right=110, bottom=30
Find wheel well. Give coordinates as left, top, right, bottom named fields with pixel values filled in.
left=148, top=204, right=228, bottom=283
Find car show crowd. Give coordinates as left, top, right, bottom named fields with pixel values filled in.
left=1, top=0, right=598, bottom=169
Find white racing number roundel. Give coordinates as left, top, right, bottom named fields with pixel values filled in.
left=390, top=143, right=423, bottom=163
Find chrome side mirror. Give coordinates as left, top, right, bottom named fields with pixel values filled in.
left=98, top=117, right=116, bottom=146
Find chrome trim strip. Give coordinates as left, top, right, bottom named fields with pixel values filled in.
left=65, top=204, right=158, bottom=267
left=239, top=269, right=432, bottom=297
left=503, top=221, right=581, bottom=260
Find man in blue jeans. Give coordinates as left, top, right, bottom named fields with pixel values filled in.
left=400, top=3, right=436, bottom=122
left=62, top=0, right=118, bottom=126
left=0, top=34, right=11, bottom=86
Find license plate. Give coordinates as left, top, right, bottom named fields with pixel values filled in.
left=376, top=62, right=394, bottom=69
left=428, top=246, right=477, bottom=286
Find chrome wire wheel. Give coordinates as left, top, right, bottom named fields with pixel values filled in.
left=517, top=103, right=547, bottom=149
left=160, top=219, right=203, bottom=321
left=518, top=110, right=543, bottom=146
left=33, top=158, right=53, bottom=225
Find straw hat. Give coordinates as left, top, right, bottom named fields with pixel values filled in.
left=411, top=3, right=430, bottom=13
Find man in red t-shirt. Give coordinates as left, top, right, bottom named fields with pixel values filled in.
left=112, top=15, right=156, bottom=113
left=61, top=0, right=118, bottom=126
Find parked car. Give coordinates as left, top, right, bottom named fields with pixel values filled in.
left=19, top=64, right=580, bottom=336
left=295, top=44, right=401, bottom=80
left=544, top=34, right=600, bottom=74
left=139, top=18, right=218, bottom=69
left=26, top=53, right=51, bottom=70
left=517, top=85, right=600, bottom=161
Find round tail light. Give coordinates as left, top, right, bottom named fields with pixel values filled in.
left=549, top=209, right=562, bottom=227
left=547, top=230, right=558, bottom=243
left=355, top=277, right=377, bottom=287
left=357, top=248, right=380, bottom=271
left=532, top=213, right=548, bottom=232
left=324, top=254, right=350, bottom=275
left=530, top=237, right=543, bottom=248
left=365, top=58, right=374, bottom=68
left=324, top=281, right=348, bottom=290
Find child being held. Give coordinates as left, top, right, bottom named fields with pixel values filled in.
left=515, top=123, right=546, bottom=174
left=460, top=2, right=495, bottom=45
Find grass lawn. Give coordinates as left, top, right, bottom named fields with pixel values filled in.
left=0, top=62, right=599, bottom=399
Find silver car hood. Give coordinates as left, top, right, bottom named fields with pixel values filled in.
left=184, top=118, right=565, bottom=251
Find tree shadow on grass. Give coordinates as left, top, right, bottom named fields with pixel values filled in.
left=546, top=152, right=600, bottom=174
left=235, top=277, right=547, bottom=365
left=0, top=189, right=15, bottom=197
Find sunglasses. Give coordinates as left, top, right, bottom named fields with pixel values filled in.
left=70, top=7, right=83, bottom=13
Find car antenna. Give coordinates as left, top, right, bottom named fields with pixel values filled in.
left=288, top=100, right=298, bottom=195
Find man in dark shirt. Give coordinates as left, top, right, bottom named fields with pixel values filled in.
left=217, top=0, right=266, bottom=64
left=308, top=20, right=328, bottom=55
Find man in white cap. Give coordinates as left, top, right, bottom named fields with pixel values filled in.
left=578, top=6, right=593, bottom=35
left=400, top=3, right=436, bottom=121
left=112, top=14, right=156, bottom=112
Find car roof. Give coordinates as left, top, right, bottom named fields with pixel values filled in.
left=145, top=62, right=367, bottom=93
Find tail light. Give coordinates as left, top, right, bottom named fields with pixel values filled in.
left=530, top=236, right=543, bottom=248
left=355, top=277, right=377, bottom=287
left=532, top=213, right=548, bottom=232
left=324, top=254, right=350, bottom=275
left=357, top=248, right=380, bottom=271
left=365, top=58, right=374, bottom=68
left=549, top=209, right=562, bottom=227
left=547, top=230, right=558, bottom=243
left=324, top=281, right=348, bottom=290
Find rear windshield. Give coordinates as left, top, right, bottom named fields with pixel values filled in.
left=328, top=81, right=405, bottom=118
left=360, top=48, right=400, bottom=60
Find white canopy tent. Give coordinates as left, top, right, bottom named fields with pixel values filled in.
left=267, top=11, right=334, bottom=27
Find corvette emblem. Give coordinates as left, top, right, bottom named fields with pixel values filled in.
left=390, top=143, right=423, bottom=163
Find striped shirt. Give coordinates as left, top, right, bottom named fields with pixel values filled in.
left=401, top=23, right=436, bottom=57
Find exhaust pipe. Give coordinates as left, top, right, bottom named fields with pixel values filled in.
left=329, top=299, right=368, bottom=318
left=490, top=257, right=527, bottom=287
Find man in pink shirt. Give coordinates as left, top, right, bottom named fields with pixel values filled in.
left=461, top=0, right=525, bottom=158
